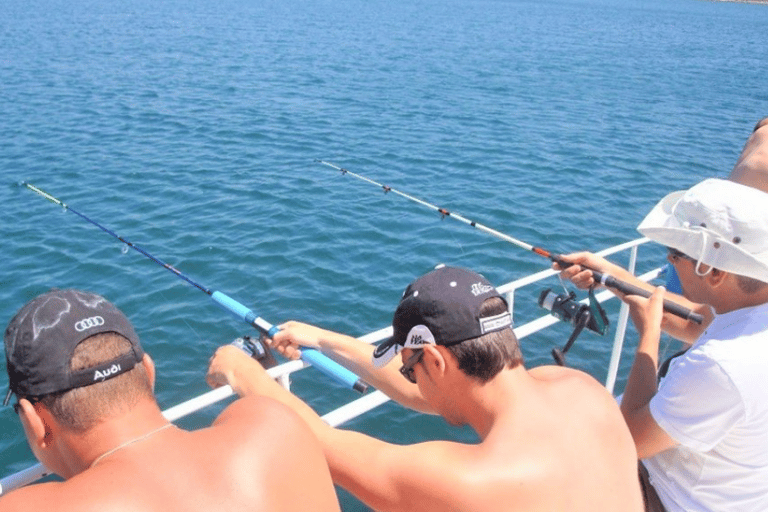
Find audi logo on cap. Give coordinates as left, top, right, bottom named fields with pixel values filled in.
left=74, top=316, right=105, bottom=332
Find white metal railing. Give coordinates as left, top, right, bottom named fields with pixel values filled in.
left=0, top=238, right=658, bottom=495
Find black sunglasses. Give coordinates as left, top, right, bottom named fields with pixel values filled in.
left=12, top=396, right=41, bottom=415
left=399, top=349, right=424, bottom=384
left=667, top=246, right=694, bottom=263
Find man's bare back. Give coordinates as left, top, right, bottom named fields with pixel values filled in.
left=0, top=397, right=340, bottom=512
left=352, top=366, right=642, bottom=512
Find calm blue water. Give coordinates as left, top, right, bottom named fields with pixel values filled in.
left=2, top=0, right=766, bottom=508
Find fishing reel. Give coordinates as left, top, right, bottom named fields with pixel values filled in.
left=231, top=335, right=278, bottom=369
left=538, top=287, right=609, bottom=367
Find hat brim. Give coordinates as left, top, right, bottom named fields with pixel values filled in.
left=637, top=186, right=768, bottom=284
left=371, top=337, right=401, bottom=368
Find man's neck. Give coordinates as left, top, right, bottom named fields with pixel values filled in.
left=58, top=399, right=170, bottom=478
left=712, top=288, right=768, bottom=315
left=461, top=366, right=528, bottom=440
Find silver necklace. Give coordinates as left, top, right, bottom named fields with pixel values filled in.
left=90, top=423, right=174, bottom=468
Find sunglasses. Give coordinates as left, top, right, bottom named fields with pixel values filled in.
left=399, top=349, right=424, bottom=384
left=667, top=246, right=694, bottom=263
left=12, top=396, right=41, bottom=415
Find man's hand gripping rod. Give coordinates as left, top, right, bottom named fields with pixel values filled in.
left=544, top=252, right=703, bottom=324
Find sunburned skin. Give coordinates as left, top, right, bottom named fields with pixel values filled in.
left=729, top=117, right=768, bottom=192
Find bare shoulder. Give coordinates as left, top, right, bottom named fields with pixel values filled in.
left=528, top=365, right=605, bottom=392
left=0, top=481, right=119, bottom=512
left=2, top=397, right=339, bottom=512
left=214, top=394, right=304, bottom=429
left=529, top=365, right=624, bottom=422
left=212, top=395, right=321, bottom=457
left=210, top=396, right=340, bottom=512
left=0, top=482, right=62, bottom=512
left=530, top=364, right=610, bottom=395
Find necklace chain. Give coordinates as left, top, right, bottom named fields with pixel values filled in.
left=90, top=423, right=174, bottom=468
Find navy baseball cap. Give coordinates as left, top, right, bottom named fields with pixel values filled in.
left=372, top=265, right=512, bottom=368
left=4, top=289, right=144, bottom=405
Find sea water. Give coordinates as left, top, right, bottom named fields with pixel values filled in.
left=1, top=0, right=767, bottom=508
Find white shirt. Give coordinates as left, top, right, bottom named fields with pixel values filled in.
left=645, top=302, right=768, bottom=512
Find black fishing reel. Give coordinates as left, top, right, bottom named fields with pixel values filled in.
left=538, top=288, right=609, bottom=367
left=231, top=335, right=278, bottom=369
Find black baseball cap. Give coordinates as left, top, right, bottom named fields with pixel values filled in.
left=4, top=289, right=144, bottom=406
left=372, top=265, right=512, bottom=368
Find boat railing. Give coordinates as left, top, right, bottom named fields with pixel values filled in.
left=0, top=237, right=659, bottom=495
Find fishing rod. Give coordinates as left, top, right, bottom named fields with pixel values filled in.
left=21, top=182, right=368, bottom=393
left=315, top=160, right=704, bottom=325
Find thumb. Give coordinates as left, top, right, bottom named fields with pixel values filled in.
left=649, top=285, right=666, bottom=311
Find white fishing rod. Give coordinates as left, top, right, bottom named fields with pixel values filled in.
left=316, top=160, right=703, bottom=325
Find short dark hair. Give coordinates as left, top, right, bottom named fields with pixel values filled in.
left=445, top=297, right=523, bottom=383
left=37, top=332, right=153, bottom=432
left=736, top=274, right=768, bottom=294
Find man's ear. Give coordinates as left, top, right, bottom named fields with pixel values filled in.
left=142, top=353, right=156, bottom=390
left=19, top=399, right=52, bottom=449
left=423, top=344, right=448, bottom=378
left=707, top=267, right=729, bottom=288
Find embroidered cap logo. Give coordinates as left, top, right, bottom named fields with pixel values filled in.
left=408, top=334, right=429, bottom=345
left=471, top=282, right=494, bottom=296
left=93, top=364, right=122, bottom=382
left=74, top=316, right=105, bottom=332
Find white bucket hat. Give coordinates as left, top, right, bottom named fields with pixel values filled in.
left=637, top=178, right=768, bottom=284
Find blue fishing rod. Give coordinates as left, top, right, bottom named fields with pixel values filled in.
left=21, top=182, right=368, bottom=393
left=316, top=160, right=704, bottom=325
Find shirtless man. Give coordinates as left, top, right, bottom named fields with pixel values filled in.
left=207, top=265, right=644, bottom=512
left=0, top=288, right=340, bottom=512
left=728, top=117, right=768, bottom=190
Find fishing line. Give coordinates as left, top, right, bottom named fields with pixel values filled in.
left=21, top=182, right=368, bottom=393
left=315, top=160, right=704, bottom=325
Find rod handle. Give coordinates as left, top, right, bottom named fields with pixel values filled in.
left=552, top=256, right=704, bottom=325
left=593, top=271, right=703, bottom=324
left=300, top=349, right=369, bottom=393
left=210, top=292, right=368, bottom=392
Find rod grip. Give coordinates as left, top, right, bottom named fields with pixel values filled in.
left=300, top=349, right=369, bottom=393
left=210, top=292, right=368, bottom=392
left=552, top=256, right=703, bottom=324
left=593, top=271, right=704, bottom=324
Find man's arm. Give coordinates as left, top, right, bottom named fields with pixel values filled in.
left=621, top=287, right=678, bottom=458
left=555, top=252, right=712, bottom=345
left=323, top=429, right=473, bottom=512
left=206, top=346, right=455, bottom=512
left=269, top=322, right=434, bottom=413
